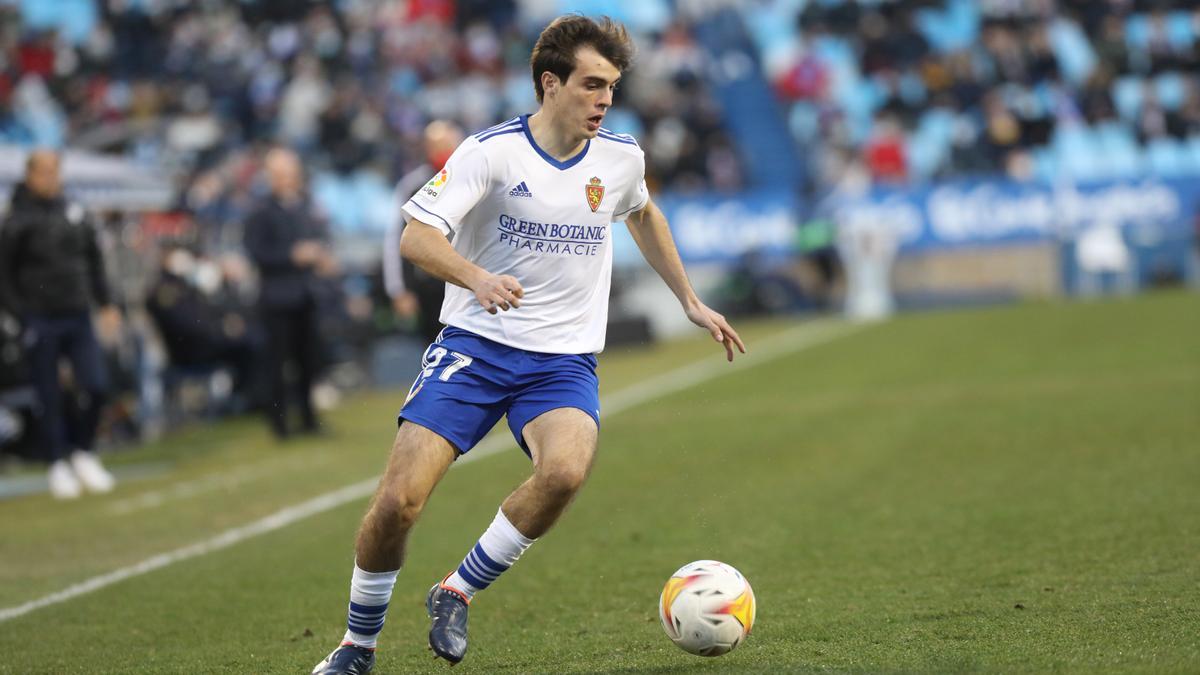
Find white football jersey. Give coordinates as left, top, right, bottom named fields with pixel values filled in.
left=401, top=114, right=648, bottom=354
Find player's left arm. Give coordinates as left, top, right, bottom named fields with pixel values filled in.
left=625, top=197, right=746, bottom=362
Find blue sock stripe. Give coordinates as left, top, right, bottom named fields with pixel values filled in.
left=347, top=620, right=385, bottom=635
left=456, top=562, right=489, bottom=589
left=347, top=599, right=389, bottom=636
left=468, top=551, right=504, bottom=579
left=471, top=543, right=509, bottom=575
left=348, top=601, right=389, bottom=615
left=348, top=610, right=387, bottom=623
left=462, top=555, right=499, bottom=583
left=467, top=550, right=500, bottom=574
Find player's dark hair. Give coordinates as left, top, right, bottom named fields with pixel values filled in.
left=530, top=15, right=633, bottom=103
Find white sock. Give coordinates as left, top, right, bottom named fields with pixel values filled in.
left=443, top=507, right=535, bottom=600
left=341, top=563, right=399, bottom=649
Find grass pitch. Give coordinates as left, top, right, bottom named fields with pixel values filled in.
left=1, top=291, right=1197, bottom=673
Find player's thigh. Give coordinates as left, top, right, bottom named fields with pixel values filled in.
left=378, top=421, right=458, bottom=503
left=522, top=407, right=599, bottom=477
left=399, top=328, right=514, bottom=454
left=506, top=352, right=600, bottom=460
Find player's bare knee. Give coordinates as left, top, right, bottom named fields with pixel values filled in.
left=371, top=487, right=426, bottom=531
left=537, top=461, right=589, bottom=499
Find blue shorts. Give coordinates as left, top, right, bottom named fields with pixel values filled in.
left=398, top=327, right=600, bottom=457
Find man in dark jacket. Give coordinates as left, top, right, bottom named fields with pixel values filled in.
left=0, top=150, right=119, bottom=498
left=243, top=147, right=334, bottom=438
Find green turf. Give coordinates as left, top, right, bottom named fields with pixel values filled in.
left=1, top=292, right=1197, bottom=673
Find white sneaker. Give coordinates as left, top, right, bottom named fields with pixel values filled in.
left=48, top=460, right=82, bottom=499
left=70, top=450, right=116, bottom=493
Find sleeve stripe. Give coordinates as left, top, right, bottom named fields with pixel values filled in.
left=598, top=128, right=636, bottom=141
left=597, top=131, right=639, bottom=146
left=476, top=127, right=523, bottom=143
left=404, top=200, right=453, bottom=231
left=473, top=117, right=521, bottom=138
left=613, top=192, right=649, bottom=219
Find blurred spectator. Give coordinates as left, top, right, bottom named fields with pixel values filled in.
left=0, top=150, right=118, bottom=498
left=0, top=0, right=734, bottom=229
left=242, top=147, right=334, bottom=439
left=769, top=0, right=1200, bottom=190
left=1080, top=67, right=1119, bottom=125
left=1093, top=14, right=1131, bottom=74
left=773, top=51, right=828, bottom=102
left=383, top=119, right=462, bottom=344
left=280, top=55, right=331, bottom=150
left=1134, top=87, right=1183, bottom=143
left=1178, top=84, right=1200, bottom=136
left=145, top=245, right=264, bottom=412
left=864, top=113, right=908, bottom=183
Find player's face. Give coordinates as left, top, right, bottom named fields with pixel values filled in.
left=556, top=46, right=621, bottom=139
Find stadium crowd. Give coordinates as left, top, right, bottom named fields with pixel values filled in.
left=0, top=0, right=739, bottom=243
left=756, top=0, right=1200, bottom=189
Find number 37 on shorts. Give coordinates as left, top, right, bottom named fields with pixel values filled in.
left=404, top=346, right=473, bottom=405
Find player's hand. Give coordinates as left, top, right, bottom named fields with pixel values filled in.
left=685, top=301, right=745, bottom=362
left=472, top=273, right=524, bottom=314
left=96, top=305, right=123, bottom=347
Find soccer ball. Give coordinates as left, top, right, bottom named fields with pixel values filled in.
left=658, top=560, right=756, bottom=656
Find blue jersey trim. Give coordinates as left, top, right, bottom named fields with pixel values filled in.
left=520, top=114, right=590, bottom=170
left=406, top=200, right=452, bottom=231
left=598, top=127, right=636, bottom=141
left=477, top=127, right=523, bottom=143
left=473, top=117, right=520, bottom=139
left=597, top=129, right=639, bottom=146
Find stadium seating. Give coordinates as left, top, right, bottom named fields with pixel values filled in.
left=0, top=0, right=735, bottom=237
left=757, top=0, right=1200, bottom=187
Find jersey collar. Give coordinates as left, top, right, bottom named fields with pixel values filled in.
left=520, top=114, right=590, bottom=171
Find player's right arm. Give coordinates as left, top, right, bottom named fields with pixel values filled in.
left=398, top=138, right=523, bottom=315
left=399, top=219, right=523, bottom=314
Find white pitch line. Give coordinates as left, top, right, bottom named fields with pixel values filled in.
left=106, top=453, right=337, bottom=516
left=0, top=319, right=858, bottom=624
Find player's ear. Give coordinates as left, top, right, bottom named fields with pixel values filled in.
left=541, top=71, right=560, bottom=99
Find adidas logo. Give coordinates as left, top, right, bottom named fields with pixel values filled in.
left=509, top=181, right=533, bottom=198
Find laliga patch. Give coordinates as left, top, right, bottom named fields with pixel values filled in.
left=422, top=168, right=450, bottom=200
left=585, top=176, right=605, bottom=213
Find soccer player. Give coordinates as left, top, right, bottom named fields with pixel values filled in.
left=314, top=15, right=745, bottom=674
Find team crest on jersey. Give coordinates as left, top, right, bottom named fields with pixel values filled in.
left=422, top=168, right=450, bottom=200
left=585, top=176, right=605, bottom=212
